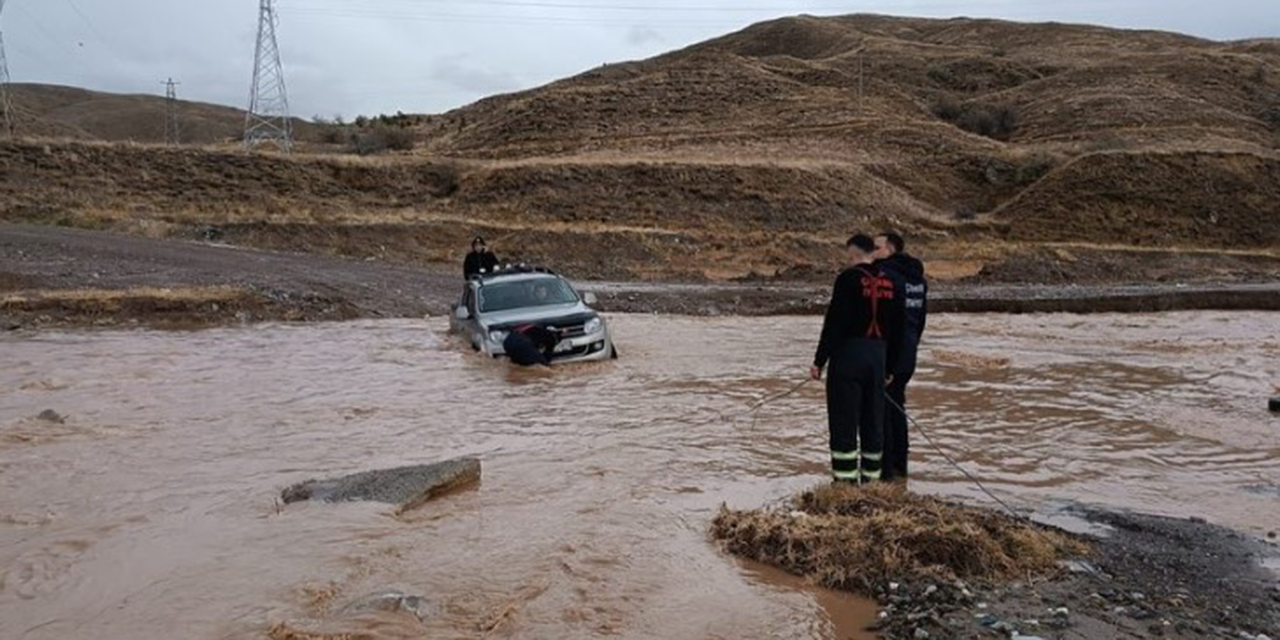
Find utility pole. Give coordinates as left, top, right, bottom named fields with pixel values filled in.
left=0, top=0, right=14, bottom=137
left=163, top=77, right=180, bottom=145
left=857, top=47, right=866, bottom=114
left=244, top=0, right=292, bottom=152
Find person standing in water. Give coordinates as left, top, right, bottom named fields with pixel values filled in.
left=874, top=231, right=928, bottom=482
left=810, top=233, right=906, bottom=484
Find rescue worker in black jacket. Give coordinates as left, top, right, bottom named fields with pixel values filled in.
left=504, top=324, right=560, bottom=367
left=874, top=231, right=928, bottom=481
left=810, top=234, right=907, bottom=484
left=463, top=237, right=500, bottom=279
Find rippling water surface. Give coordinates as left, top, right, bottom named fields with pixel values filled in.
left=2, top=312, right=1277, bottom=639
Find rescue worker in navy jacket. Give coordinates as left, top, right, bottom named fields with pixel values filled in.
left=504, top=324, right=560, bottom=367
left=874, top=231, right=928, bottom=482
left=810, top=234, right=907, bottom=484
left=463, top=237, right=500, bottom=279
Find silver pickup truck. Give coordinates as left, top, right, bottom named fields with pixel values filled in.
left=449, top=266, right=616, bottom=363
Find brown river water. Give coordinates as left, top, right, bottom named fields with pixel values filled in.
left=2, top=312, right=1279, bottom=640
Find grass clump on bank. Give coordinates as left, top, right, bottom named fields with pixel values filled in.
left=711, top=483, right=1087, bottom=596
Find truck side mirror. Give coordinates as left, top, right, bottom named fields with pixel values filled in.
left=454, top=307, right=471, bottom=321
left=583, top=292, right=598, bottom=305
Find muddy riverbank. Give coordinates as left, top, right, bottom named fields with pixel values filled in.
left=3, top=224, right=1278, bottom=329
left=869, top=506, right=1280, bottom=639
left=3, top=312, right=1277, bottom=639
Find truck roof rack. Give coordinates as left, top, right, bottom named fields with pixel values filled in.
left=469, top=264, right=559, bottom=281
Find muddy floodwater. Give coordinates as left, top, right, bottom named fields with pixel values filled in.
left=3, top=312, right=1279, bottom=639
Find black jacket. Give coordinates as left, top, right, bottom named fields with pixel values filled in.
left=463, top=250, right=499, bottom=278
left=504, top=325, right=560, bottom=366
left=813, top=264, right=907, bottom=373
left=875, top=252, right=928, bottom=371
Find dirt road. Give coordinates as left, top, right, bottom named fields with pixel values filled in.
left=3, top=224, right=1279, bottom=328
left=0, top=224, right=460, bottom=318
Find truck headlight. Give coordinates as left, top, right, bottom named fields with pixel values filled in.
left=488, top=330, right=508, bottom=343
left=583, top=317, right=603, bottom=335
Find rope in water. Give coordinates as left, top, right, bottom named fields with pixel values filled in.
left=737, top=374, right=1026, bottom=522
left=741, top=373, right=1111, bottom=584
left=880, top=391, right=1028, bottom=523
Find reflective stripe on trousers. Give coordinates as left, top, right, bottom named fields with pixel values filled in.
left=831, top=449, right=858, bottom=481
left=830, top=449, right=883, bottom=482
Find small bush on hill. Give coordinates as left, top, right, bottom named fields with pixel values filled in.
left=318, top=126, right=348, bottom=145
left=349, top=126, right=416, bottom=155
left=1264, top=106, right=1280, bottom=131
left=927, top=65, right=958, bottom=87
left=933, top=98, right=1019, bottom=141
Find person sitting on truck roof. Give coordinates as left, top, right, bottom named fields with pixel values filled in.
left=463, top=237, right=500, bottom=278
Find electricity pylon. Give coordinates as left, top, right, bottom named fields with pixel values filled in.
left=164, top=77, right=180, bottom=145
left=244, top=0, right=291, bottom=152
left=0, top=0, right=14, bottom=137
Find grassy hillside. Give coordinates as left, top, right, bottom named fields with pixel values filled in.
left=2, top=15, right=1278, bottom=282
left=5, top=83, right=322, bottom=145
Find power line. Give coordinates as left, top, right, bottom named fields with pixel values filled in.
left=281, top=7, right=750, bottom=28
left=284, top=0, right=1123, bottom=15
left=62, top=0, right=107, bottom=45
left=285, top=0, right=857, bottom=12
left=245, top=0, right=293, bottom=152
left=14, top=4, right=89, bottom=66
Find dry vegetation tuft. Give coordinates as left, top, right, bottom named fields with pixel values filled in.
left=266, top=622, right=372, bottom=640
left=711, top=483, right=1087, bottom=596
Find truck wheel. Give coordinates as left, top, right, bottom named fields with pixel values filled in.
left=1271, top=397, right=1280, bottom=414
left=610, top=345, right=619, bottom=360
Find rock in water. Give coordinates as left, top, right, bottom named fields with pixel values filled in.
left=281, top=457, right=480, bottom=512
left=36, top=409, right=66, bottom=424
left=339, top=591, right=436, bottom=622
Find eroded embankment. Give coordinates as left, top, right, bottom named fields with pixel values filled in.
left=0, top=286, right=359, bottom=329
left=7, top=140, right=1279, bottom=285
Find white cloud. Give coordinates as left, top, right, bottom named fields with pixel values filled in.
left=3, top=0, right=1275, bottom=117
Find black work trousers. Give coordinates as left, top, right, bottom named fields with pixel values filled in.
left=825, top=339, right=886, bottom=483
left=883, top=367, right=914, bottom=481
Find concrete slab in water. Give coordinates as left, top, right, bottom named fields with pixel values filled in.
left=281, top=457, right=480, bottom=512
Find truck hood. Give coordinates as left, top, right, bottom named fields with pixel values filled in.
left=480, top=303, right=596, bottom=330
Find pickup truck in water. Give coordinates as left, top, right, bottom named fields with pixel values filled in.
left=449, top=266, right=616, bottom=363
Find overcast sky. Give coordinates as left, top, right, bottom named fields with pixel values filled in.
left=4, top=0, right=1277, bottom=119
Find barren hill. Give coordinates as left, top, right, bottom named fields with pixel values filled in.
left=2, top=15, right=1279, bottom=283
left=414, top=15, right=1280, bottom=248
left=428, top=15, right=1280, bottom=157
left=5, top=83, right=320, bottom=145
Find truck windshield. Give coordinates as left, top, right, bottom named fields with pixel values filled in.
left=478, top=277, right=579, bottom=313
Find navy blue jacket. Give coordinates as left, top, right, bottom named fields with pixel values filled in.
left=875, top=252, right=928, bottom=373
